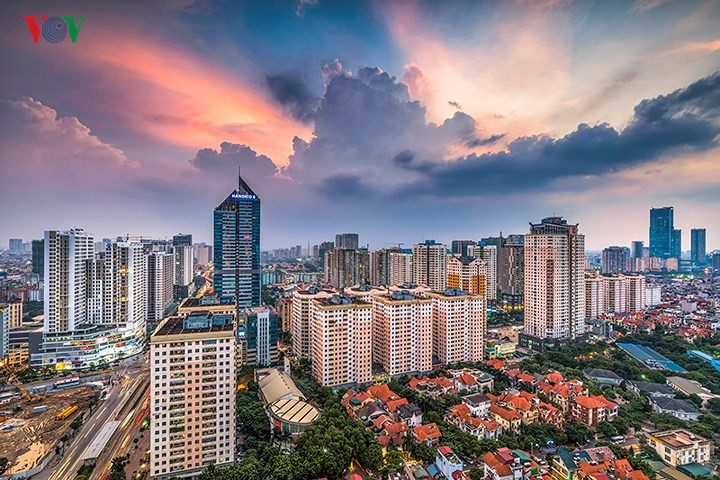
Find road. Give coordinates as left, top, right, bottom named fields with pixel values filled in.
left=34, top=358, right=148, bottom=480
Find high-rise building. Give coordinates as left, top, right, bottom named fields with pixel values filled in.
left=335, top=233, right=359, bottom=250
left=690, top=229, right=706, bottom=264
left=412, top=240, right=447, bottom=291
left=523, top=217, right=585, bottom=342
left=497, top=235, right=524, bottom=307
left=672, top=229, right=682, bottom=259
left=713, top=251, right=720, bottom=273
left=650, top=207, right=674, bottom=258
left=240, top=306, right=278, bottom=366
left=43, top=229, right=94, bottom=333
left=8, top=239, right=23, bottom=252
left=388, top=251, right=413, bottom=286
left=31, top=240, right=44, bottom=276
left=602, top=246, right=628, bottom=274
left=150, top=313, right=236, bottom=479
left=451, top=240, right=475, bottom=257
left=147, top=252, right=174, bottom=327
left=291, top=287, right=335, bottom=360
left=316, top=241, right=334, bottom=268
left=213, top=175, right=261, bottom=309
left=194, top=244, right=212, bottom=267
left=0, top=308, right=8, bottom=359
left=584, top=275, right=606, bottom=319
left=584, top=273, right=645, bottom=317
left=467, top=243, right=497, bottom=301
left=371, top=291, right=432, bottom=375
left=172, top=234, right=193, bottom=246
left=310, top=295, right=372, bottom=387
left=369, top=248, right=401, bottom=286
left=428, top=288, right=485, bottom=364
left=324, top=248, right=369, bottom=288
left=0, top=299, right=23, bottom=329
left=446, top=255, right=487, bottom=296
left=631, top=241, right=644, bottom=259
left=173, top=244, right=194, bottom=299
left=101, top=242, right=147, bottom=333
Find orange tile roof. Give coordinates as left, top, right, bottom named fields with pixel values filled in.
left=413, top=422, right=442, bottom=442
left=384, top=421, right=409, bottom=435
left=367, top=384, right=400, bottom=404
left=482, top=451, right=513, bottom=477
left=458, top=374, right=477, bottom=386
left=386, top=397, right=409, bottom=413
left=491, top=404, right=522, bottom=421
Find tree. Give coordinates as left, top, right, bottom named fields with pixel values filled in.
left=469, top=467, right=484, bottom=480
left=564, top=421, right=591, bottom=445
left=707, top=398, right=720, bottom=415
left=596, top=421, right=617, bottom=438
left=107, top=455, right=128, bottom=480
left=0, top=457, right=8, bottom=474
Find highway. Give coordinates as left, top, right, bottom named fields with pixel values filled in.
left=34, top=358, right=148, bottom=480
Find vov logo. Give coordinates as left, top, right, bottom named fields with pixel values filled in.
left=24, top=16, right=85, bottom=43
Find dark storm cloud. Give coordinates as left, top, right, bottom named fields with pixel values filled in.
left=318, top=174, right=372, bottom=198
left=190, top=141, right=277, bottom=179
left=265, top=74, right=320, bottom=123
left=396, top=72, right=720, bottom=197
left=466, top=133, right=506, bottom=148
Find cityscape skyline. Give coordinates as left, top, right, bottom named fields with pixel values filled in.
left=1, top=1, right=719, bottom=250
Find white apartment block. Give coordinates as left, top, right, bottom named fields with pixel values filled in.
left=150, top=315, right=236, bottom=479
left=447, top=255, right=488, bottom=297
left=467, top=244, right=497, bottom=301
left=310, top=295, right=372, bottom=387
left=102, top=242, right=147, bottom=332
left=428, top=289, right=485, bottom=364
left=388, top=252, right=413, bottom=286
left=44, top=229, right=94, bottom=333
left=148, top=252, right=175, bottom=325
left=291, top=287, right=334, bottom=360
left=3, top=300, right=23, bottom=329
left=371, top=291, right=432, bottom=375
left=174, top=244, right=194, bottom=287
left=413, top=241, right=447, bottom=291
left=645, top=284, right=662, bottom=307
left=584, top=273, right=646, bottom=318
left=524, top=217, right=585, bottom=340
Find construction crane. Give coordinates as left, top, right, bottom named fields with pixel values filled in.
left=0, top=360, right=44, bottom=402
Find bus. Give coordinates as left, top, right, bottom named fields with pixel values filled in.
left=53, top=377, right=80, bottom=390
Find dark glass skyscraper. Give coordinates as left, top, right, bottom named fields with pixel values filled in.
left=649, top=207, right=674, bottom=258
left=672, top=229, right=682, bottom=259
left=631, top=241, right=644, bottom=259
left=691, top=228, right=706, bottom=264
left=213, top=175, right=261, bottom=308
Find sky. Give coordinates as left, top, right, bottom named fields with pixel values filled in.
left=0, top=0, right=719, bottom=251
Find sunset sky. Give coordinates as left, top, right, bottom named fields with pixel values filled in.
left=1, top=0, right=719, bottom=250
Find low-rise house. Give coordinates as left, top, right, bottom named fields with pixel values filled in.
left=446, top=403, right=502, bottom=439
left=666, top=376, right=718, bottom=405
left=463, top=393, right=491, bottom=417
left=341, top=389, right=374, bottom=414
left=582, top=368, right=624, bottom=387
left=649, top=397, right=701, bottom=421
left=413, top=422, right=443, bottom=446
left=396, top=402, right=423, bottom=428
left=367, top=384, right=401, bottom=405
left=570, top=395, right=618, bottom=427
left=355, top=403, right=386, bottom=424
left=436, top=446, right=464, bottom=480
left=647, top=429, right=712, bottom=468
left=626, top=380, right=676, bottom=398
left=490, top=404, right=523, bottom=435
left=483, top=448, right=540, bottom=480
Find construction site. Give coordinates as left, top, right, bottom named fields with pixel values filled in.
left=0, top=384, right=101, bottom=476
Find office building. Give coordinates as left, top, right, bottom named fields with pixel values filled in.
left=451, top=240, right=475, bottom=257
left=428, top=288, right=485, bottom=364
left=173, top=235, right=194, bottom=299
left=150, top=313, right=236, bottom=479
left=523, top=217, right=585, bottom=342
left=371, top=290, right=432, bottom=375
left=291, top=287, right=335, bottom=360
left=147, top=252, right=175, bottom=327
left=195, top=244, right=212, bottom=267
left=650, top=207, right=674, bottom=258
left=388, top=251, right=413, bottom=285
left=310, top=295, right=372, bottom=387
left=690, top=229, right=706, bottom=264
left=713, top=251, right=720, bottom=273
left=43, top=229, right=95, bottom=333
left=335, top=233, right=359, bottom=250
left=324, top=248, right=369, bottom=289
left=631, top=241, right=644, bottom=259
left=468, top=243, right=497, bottom=301
left=31, top=239, right=44, bottom=276
left=240, top=306, right=278, bottom=366
left=446, top=255, right=487, bottom=296
left=413, top=240, right=447, bottom=291
left=672, top=229, right=682, bottom=259
left=602, top=246, right=628, bottom=274
left=213, top=175, right=261, bottom=309
left=497, top=235, right=524, bottom=308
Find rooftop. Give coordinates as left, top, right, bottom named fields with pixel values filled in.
left=153, top=314, right=235, bottom=337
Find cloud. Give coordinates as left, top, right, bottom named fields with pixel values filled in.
left=448, top=101, right=463, bottom=110
left=396, top=72, right=720, bottom=197
left=466, top=133, right=506, bottom=148
left=265, top=74, right=320, bottom=123
left=296, top=0, right=318, bottom=17
left=0, top=97, right=132, bottom=168
left=631, top=0, right=669, bottom=12
left=321, top=59, right=349, bottom=87
left=190, top=141, right=278, bottom=179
